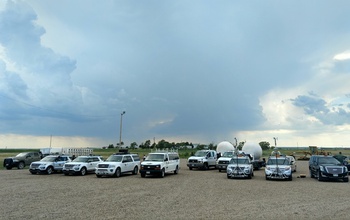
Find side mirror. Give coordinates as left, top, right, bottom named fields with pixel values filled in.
left=164, top=158, right=168, bottom=162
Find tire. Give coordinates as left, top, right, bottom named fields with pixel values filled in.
left=247, top=173, right=252, bottom=179
left=96, top=174, right=102, bottom=178
left=252, top=171, right=254, bottom=177
left=18, top=162, right=25, bottom=169
left=310, top=170, right=314, bottom=178
left=80, top=167, right=87, bottom=176
left=115, top=168, right=121, bottom=178
left=227, top=174, right=230, bottom=179
left=6, top=166, right=12, bottom=170
left=343, top=177, right=349, bottom=182
left=30, top=171, right=36, bottom=175
left=189, top=167, right=192, bottom=170
left=317, top=170, right=324, bottom=181
left=265, top=175, right=269, bottom=180
left=46, top=166, right=53, bottom=175
left=218, top=169, right=221, bottom=172
left=132, top=166, right=138, bottom=175
left=288, top=175, right=293, bottom=181
left=64, top=173, right=69, bottom=176
left=174, top=166, right=179, bottom=174
left=160, top=168, right=165, bottom=178
left=203, top=163, right=209, bottom=170
left=141, top=173, right=146, bottom=178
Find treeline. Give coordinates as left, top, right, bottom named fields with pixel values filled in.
left=104, top=139, right=272, bottom=151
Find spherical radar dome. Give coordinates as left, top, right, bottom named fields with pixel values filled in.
left=242, top=142, right=262, bottom=160
left=216, top=141, right=235, bottom=154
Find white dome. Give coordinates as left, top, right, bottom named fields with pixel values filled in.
left=216, top=141, right=235, bottom=154
left=242, top=142, right=262, bottom=160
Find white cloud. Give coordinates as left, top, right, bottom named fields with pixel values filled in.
left=334, top=51, right=350, bottom=61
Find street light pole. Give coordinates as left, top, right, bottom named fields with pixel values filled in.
left=119, top=111, right=126, bottom=147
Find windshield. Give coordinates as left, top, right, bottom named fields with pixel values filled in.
left=16, top=153, right=28, bottom=157
left=318, top=157, right=341, bottom=165
left=106, top=155, right=123, bottom=162
left=73, top=157, right=89, bottom=162
left=267, top=158, right=290, bottom=165
left=145, top=154, right=164, bottom=162
left=194, top=151, right=208, bottom=157
left=41, top=157, right=57, bottom=162
left=229, top=158, right=249, bottom=164
left=222, top=152, right=234, bottom=157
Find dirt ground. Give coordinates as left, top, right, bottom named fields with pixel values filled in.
left=1, top=160, right=349, bottom=220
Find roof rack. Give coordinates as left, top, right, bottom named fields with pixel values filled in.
left=151, top=148, right=178, bottom=153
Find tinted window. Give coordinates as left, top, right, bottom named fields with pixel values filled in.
left=132, top=155, right=140, bottom=161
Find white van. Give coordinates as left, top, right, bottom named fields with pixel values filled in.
left=140, top=150, right=180, bottom=178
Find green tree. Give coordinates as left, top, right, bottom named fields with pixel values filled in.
left=259, top=141, right=270, bottom=150
left=130, top=142, right=138, bottom=149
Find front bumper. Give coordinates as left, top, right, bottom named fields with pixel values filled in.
left=319, top=171, right=348, bottom=180
left=187, top=163, right=206, bottom=168
left=140, top=169, right=162, bottom=175
left=95, top=168, right=116, bottom=176
left=216, top=164, right=228, bottom=170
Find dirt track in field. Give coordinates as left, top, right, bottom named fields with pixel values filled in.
left=1, top=160, right=349, bottom=220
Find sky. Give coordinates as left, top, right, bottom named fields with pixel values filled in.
left=1, top=0, right=350, bottom=149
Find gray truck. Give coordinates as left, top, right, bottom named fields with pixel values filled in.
left=3, top=152, right=42, bottom=169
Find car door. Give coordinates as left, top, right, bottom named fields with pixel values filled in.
left=208, top=151, right=217, bottom=166
left=54, top=156, right=67, bottom=170
left=122, top=156, right=133, bottom=172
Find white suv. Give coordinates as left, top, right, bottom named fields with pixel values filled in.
left=265, top=156, right=293, bottom=181
left=95, top=153, right=140, bottom=178
left=140, top=151, right=180, bottom=178
left=226, top=156, right=254, bottom=179
left=63, top=156, right=103, bottom=176
left=29, top=155, right=71, bottom=175
left=187, top=150, right=217, bottom=170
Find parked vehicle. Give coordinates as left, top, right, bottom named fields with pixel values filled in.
left=286, top=155, right=297, bottom=172
left=3, top=152, right=42, bottom=170
left=29, top=155, right=71, bottom=174
left=309, top=155, right=348, bottom=182
left=242, top=142, right=265, bottom=170
left=226, top=155, right=254, bottom=179
left=216, top=151, right=235, bottom=172
left=140, top=150, right=180, bottom=178
left=265, top=155, right=293, bottom=181
left=95, top=153, right=140, bottom=178
left=187, top=150, right=217, bottom=170
left=63, top=156, right=103, bottom=176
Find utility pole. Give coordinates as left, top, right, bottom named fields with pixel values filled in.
left=119, top=111, right=126, bottom=147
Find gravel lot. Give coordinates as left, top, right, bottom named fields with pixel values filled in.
left=1, top=160, right=349, bottom=220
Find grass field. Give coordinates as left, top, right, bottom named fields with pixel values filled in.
left=1, top=147, right=350, bottom=169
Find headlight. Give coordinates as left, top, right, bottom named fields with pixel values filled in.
left=109, top=165, right=115, bottom=168
left=344, top=167, right=348, bottom=172
left=266, top=166, right=271, bottom=170
left=285, top=166, right=291, bottom=171
left=320, top=166, right=324, bottom=172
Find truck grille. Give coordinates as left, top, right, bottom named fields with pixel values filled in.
left=188, top=159, right=198, bottom=163
left=3, top=158, right=13, bottom=167
left=64, top=165, right=75, bottom=169
left=326, top=166, right=343, bottom=174
left=219, top=161, right=229, bottom=164
left=98, top=164, right=109, bottom=168
left=142, top=165, right=158, bottom=171
left=31, top=164, right=40, bottom=168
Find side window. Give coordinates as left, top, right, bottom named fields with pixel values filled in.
left=124, top=156, right=132, bottom=162
left=132, top=155, right=140, bottom=161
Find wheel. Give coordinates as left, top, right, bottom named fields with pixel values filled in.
left=6, top=166, right=12, bottom=170
left=18, top=162, right=25, bottom=169
left=174, top=166, right=179, bottom=174
left=343, top=177, right=349, bottom=182
left=46, top=166, right=53, bottom=175
left=30, top=171, right=36, bottom=175
left=115, top=168, right=121, bottom=178
left=252, top=171, right=254, bottom=177
left=80, top=167, right=87, bottom=176
left=218, top=169, right=221, bottom=172
left=288, top=175, right=293, bottom=181
left=227, top=174, right=230, bottom=179
left=160, top=168, right=165, bottom=178
left=203, top=163, right=209, bottom=170
left=265, top=175, right=269, bottom=180
left=96, top=174, right=102, bottom=178
left=317, top=170, right=324, bottom=181
left=141, top=173, right=146, bottom=178
left=189, top=167, right=192, bottom=170
left=64, top=173, right=69, bottom=176
left=132, top=166, right=138, bottom=175
left=310, top=170, right=314, bottom=178
left=247, top=173, right=252, bottom=179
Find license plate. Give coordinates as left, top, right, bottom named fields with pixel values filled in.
left=191, top=164, right=195, bottom=167
left=334, top=174, right=338, bottom=177
left=146, top=171, right=150, bottom=174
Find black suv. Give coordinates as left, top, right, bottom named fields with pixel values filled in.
left=309, top=155, right=348, bottom=182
